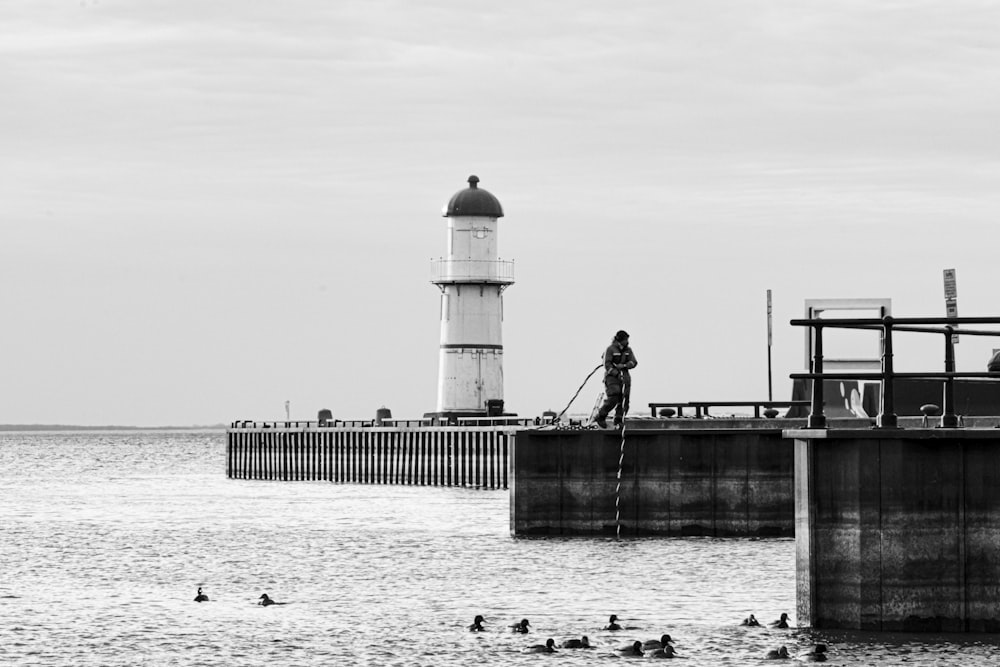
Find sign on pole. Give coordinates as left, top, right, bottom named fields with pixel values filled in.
left=943, top=268, right=958, bottom=344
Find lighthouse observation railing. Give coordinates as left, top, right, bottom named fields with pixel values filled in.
left=430, top=259, right=514, bottom=284
left=789, top=315, right=1000, bottom=429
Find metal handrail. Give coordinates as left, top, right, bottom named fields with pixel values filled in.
left=789, top=315, right=1000, bottom=429
left=229, top=416, right=556, bottom=430
left=430, top=258, right=515, bottom=284
left=648, top=400, right=809, bottom=418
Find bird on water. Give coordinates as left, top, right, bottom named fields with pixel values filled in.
left=194, top=587, right=209, bottom=603
left=740, top=614, right=760, bottom=627
left=560, top=636, right=590, bottom=648
left=509, top=618, right=530, bottom=633
left=522, top=638, right=557, bottom=653
left=642, top=634, right=673, bottom=651
left=468, top=615, right=486, bottom=632
left=768, top=612, right=790, bottom=629
left=765, top=646, right=790, bottom=659
left=604, top=614, right=622, bottom=631
left=797, top=644, right=828, bottom=662
left=614, top=640, right=644, bottom=657
left=258, top=593, right=285, bottom=606
left=647, top=644, right=677, bottom=659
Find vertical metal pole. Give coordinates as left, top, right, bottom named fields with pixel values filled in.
left=767, top=346, right=773, bottom=403
left=807, top=324, right=827, bottom=429
left=767, top=289, right=774, bottom=402
left=877, top=316, right=898, bottom=429
left=941, top=327, right=959, bottom=428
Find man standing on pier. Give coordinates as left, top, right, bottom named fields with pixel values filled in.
left=595, top=330, right=637, bottom=429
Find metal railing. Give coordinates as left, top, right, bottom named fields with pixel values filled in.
left=648, top=401, right=809, bottom=418
left=230, top=415, right=555, bottom=430
left=230, top=420, right=376, bottom=429
left=430, top=259, right=514, bottom=284
left=790, top=316, right=1000, bottom=429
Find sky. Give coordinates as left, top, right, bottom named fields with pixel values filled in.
left=2, top=0, right=999, bottom=426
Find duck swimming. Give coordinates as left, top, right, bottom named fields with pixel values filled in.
left=522, top=638, right=557, bottom=654
left=258, top=593, right=284, bottom=606
left=768, top=613, right=790, bottom=629
left=647, top=644, right=677, bottom=659
left=797, top=644, right=828, bottom=662
left=603, top=614, right=622, bottom=631
left=642, top=634, right=673, bottom=651
left=194, top=587, right=209, bottom=603
left=468, top=615, right=486, bottom=632
left=614, top=640, right=644, bottom=657
left=765, top=646, right=789, bottom=659
left=740, top=614, right=760, bottom=627
left=510, top=618, right=531, bottom=633
left=560, top=636, right=590, bottom=649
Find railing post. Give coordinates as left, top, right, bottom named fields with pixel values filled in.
left=807, top=323, right=827, bottom=429
left=940, top=326, right=959, bottom=428
left=877, top=316, right=898, bottom=429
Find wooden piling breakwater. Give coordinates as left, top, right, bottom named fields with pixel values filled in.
left=227, top=421, right=519, bottom=489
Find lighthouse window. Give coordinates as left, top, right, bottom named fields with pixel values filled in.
left=473, top=227, right=488, bottom=239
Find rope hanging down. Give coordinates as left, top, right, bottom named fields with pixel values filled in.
left=614, top=375, right=632, bottom=539
left=614, top=420, right=627, bottom=539
left=552, top=358, right=629, bottom=538
left=555, top=364, right=603, bottom=421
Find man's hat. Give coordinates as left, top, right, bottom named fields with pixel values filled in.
left=615, top=330, right=629, bottom=341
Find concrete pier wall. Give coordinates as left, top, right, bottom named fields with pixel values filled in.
left=791, top=428, right=1000, bottom=632
left=511, top=427, right=794, bottom=537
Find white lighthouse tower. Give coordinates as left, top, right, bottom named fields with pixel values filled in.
left=430, top=175, right=514, bottom=416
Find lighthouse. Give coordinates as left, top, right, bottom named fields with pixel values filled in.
left=430, top=175, right=514, bottom=416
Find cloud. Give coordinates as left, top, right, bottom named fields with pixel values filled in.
left=2, top=0, right=1000, bottom=423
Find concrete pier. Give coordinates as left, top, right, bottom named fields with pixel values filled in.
left=791, top=427, right=1000, bottom=632
left=228, top=423, right=514, bottom=489
left=511, top=425, right=794, bottom=537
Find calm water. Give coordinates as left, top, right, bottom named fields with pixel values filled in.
left=1, top=431, right=997, bottom=666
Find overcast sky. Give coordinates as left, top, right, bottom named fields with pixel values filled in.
left=3, top=0, right=999, bottom=426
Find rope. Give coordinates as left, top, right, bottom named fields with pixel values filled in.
left=553, top=358, right=630, bottom=539
left=555, top=364, right=603, bottom=421
left=615, top=420, right=626, bottom=539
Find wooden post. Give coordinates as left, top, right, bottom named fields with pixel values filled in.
left=406, top=432, right=414, bottom=485
left=420, top=432, right=427, bottom=486
left=502, top=432, right=509, bottom=489
left=448, top=431, right=453, bottom=486
left=434, top=432, right=441, bottom=486
left=255, top=432, right=261, bottom=480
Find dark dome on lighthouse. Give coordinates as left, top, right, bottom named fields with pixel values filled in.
left=443, top=175, right=504, bottom=218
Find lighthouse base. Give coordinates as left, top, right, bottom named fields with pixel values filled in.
left=424, top=405, right=517, bottom=425
left=425, top=399, right=507, bottom=421
left=423, top=410, right=487, bottom=419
